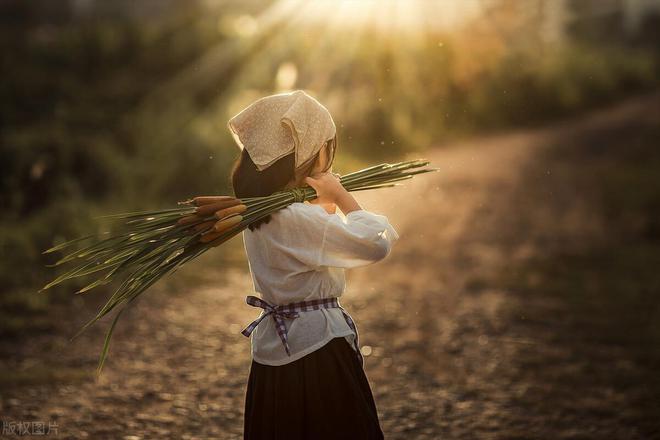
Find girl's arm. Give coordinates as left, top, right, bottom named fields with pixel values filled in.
left=334, top=190, right=362, bottom=216
left=313, top=208, right=399, bottom=268
left=304, top=172, right=361, bottom=215
left=287, top=171, right=400, bottom=269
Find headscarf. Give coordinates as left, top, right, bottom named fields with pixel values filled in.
left=227, top=90, right=336, bottom=173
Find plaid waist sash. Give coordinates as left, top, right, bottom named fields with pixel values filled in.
left=241, top=295, right=364, bottom=367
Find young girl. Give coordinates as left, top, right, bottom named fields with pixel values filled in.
left=228, top=90, right=399, bottom=440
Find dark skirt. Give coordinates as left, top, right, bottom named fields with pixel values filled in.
left=243, top=336, right=384, bottom=440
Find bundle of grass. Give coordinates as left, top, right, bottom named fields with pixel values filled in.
left=40, top=159, right=438, bottom=375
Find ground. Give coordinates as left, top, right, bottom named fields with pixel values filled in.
left=1, top=94, right=659, bottom=439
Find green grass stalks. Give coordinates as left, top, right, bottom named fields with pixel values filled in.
left=40, top=159, right=438, bottom=374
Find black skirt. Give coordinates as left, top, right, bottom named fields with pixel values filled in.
left=243, top=336, right=384, bottom=440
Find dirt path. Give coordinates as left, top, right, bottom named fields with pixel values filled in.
left=2, top=95, right=658, bottom=439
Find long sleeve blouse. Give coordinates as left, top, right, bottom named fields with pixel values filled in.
left=241, top=200, right=400, bottom=366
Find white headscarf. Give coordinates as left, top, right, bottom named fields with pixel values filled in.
left=227, top=90, right=336, bottom=172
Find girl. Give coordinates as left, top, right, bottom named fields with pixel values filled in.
left=228, top=90, right=399, bottom=440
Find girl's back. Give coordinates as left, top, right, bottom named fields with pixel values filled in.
left=242, top=200, right=399, bottom=366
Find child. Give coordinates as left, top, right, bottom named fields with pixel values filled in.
left=228, top=90, right=399, bottom=440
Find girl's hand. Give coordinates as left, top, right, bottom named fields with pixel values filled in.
left=304, top=172, right=346, bottom=205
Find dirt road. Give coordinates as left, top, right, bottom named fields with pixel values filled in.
left=2, top=94, right=659, bottom=439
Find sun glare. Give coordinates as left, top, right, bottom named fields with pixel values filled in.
left=279, top=0, right=481, bottom=33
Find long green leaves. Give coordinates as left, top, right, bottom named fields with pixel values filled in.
left=41, top=159, right=438, bottom=374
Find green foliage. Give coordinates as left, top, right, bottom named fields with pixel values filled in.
left=1, top=1, right=659, bottom=333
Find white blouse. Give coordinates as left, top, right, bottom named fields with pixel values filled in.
left=241, top=200, right=400, bottom=366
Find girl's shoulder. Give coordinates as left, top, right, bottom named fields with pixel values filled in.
left=277, top=201, right=331, bottom=222
left=244, top=203, right=329, bottom=238
left=283, top=202, right=374, bottom=222
left=287, top=201, right=328, bottom=214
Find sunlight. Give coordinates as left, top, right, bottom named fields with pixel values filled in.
left=280, top=0, right=481, bottom=33
left=275, top=61, right=298, bottom=91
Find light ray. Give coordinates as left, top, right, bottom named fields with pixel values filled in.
left=126, top=0, right=313, bottom=149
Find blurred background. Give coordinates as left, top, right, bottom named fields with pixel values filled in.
left=1, top=0, right=659, bottom=438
